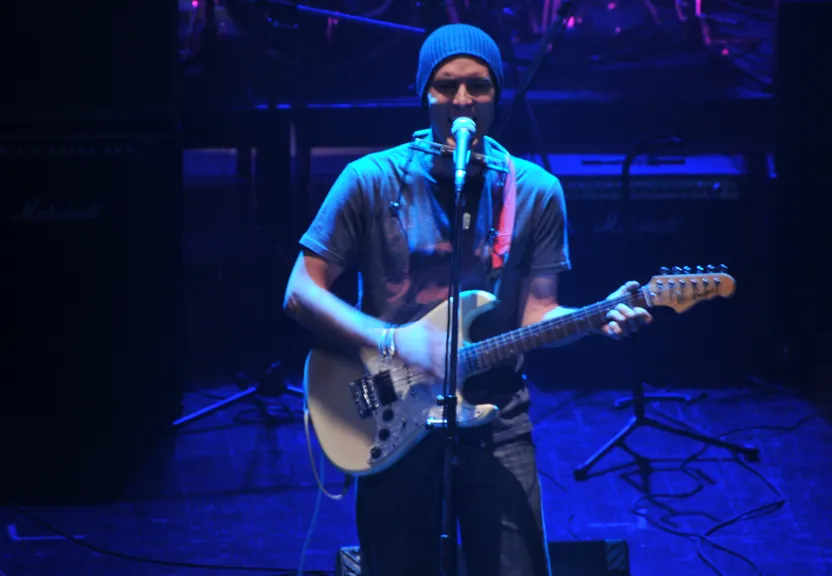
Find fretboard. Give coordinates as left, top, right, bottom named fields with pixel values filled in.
left=458, top=288, right=650, bottom=376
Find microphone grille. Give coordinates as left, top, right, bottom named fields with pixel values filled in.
left=451, top=117, right=477, bottom=136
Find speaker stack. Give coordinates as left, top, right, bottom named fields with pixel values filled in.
left=1, top=1, right=183, bottom=503
left=773, top=0, right=832, bottom=406
left=521, top=152, right=769, bottom=391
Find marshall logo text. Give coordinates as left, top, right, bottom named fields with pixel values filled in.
left=11, top=198, right=104, bottom=222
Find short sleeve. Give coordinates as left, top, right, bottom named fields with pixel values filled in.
left=529, top=177, right=571, bottom=274
left=299, top=162, right=365, bottom=268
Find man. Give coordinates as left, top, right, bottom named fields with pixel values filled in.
left=284, top=23, right=652, bottom=576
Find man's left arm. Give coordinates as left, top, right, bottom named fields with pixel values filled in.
left=518, top=180, right=651, bottom=343
left=519, top=273, right=649, bottom=344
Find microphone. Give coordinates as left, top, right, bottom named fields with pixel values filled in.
left=451, top=117, right=477, bottom=193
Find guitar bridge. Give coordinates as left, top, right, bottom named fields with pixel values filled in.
left=349, top=370, right=397, bottom=419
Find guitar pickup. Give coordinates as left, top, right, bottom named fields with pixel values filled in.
left=350, top=376, right=377, bottom=419
left=372, top=371, right=397, bottom=406
left=349, top=371, right=397, bottom=419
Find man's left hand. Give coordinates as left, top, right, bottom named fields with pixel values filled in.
left=601, top=281, right=653, bottom=340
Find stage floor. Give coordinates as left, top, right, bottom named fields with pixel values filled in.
left=2, top=374, right=830, bottom=575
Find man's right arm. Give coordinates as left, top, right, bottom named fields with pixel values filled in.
left=282, top=160, right=445, bottom=378
left=283, top=161, right=387, bottom=349
left=283, top=250, right=387, bottom=349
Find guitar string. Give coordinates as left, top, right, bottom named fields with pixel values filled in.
left=371, top=291, right=650, bottom=410
left=370, top=279, right=720, bottom=413
left=374, top=287, right=648, bottom=383
left=460, top=289, right=649, bottom=370
left=463, top=278, right=718, bottom=368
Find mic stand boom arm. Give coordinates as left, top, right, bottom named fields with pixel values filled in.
left=259, top=0, right=426, bottom=34
left=492, top=0, right=576, bottom=176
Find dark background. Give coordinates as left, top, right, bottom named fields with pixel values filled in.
left=1, top=0, right=828, bottom=574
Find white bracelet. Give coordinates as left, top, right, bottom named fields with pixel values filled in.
left=388, top=327, right=397, bottom=358
left=378, top=327, right=390, bottom=358
left=377, top=325, right=398, bottom=359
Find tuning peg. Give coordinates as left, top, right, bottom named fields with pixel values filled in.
left=672, top=266, right=683, bottom=274
left=706, top=264, right=716, bottom=273
left=719, top=264, right=729, bottom=273
left=659, top=266, right=670, bottom=274
left=696, top=265, right=705, bottom=274
left=683, top=266, right=692, bottom=274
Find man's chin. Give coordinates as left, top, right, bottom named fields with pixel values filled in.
left=444, top=136, right=481, bottom=149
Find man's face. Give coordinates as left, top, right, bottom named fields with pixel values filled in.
left=426, top=56, right=496, bottom=151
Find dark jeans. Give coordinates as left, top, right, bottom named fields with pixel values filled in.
left=355, top=429, right=552, bottom=576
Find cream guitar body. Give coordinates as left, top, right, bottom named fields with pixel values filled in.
left=304, top=290, right=503, bottom=477
left=304, top=270, right=736, bottom=477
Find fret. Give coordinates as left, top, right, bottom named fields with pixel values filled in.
left=498, top=334, right=509, bottom=361
left=531, top=326, right=544, bottom=350
left=455, top=288, right=649, bottom=375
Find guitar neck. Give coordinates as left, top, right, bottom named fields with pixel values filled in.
left=459, top=289, right=650, bottom=375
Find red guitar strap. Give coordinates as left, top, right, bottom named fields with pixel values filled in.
left=491, top=153, right=517, bottom=271
left=406, top=130, right=517, bottom=272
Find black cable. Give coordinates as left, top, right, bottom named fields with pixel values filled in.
left=3, top=503, right=333, bottom=575
left=629, top=408, right=815, bottom=576
left=3, top=388, right=320, bottom=574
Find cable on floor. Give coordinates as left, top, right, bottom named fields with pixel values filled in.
left=629, top=407, right=815, bottom=576
left=3, top=503, right=334, bottom=575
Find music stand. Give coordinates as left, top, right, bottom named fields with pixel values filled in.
left=174, top=0, right=307, bottom=431
left=572, top=139, right=760, bottom=481
left=172, top=361, right=304, bottom=430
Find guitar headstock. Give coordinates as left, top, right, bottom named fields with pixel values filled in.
left=646, top=265, right=736, bottom=313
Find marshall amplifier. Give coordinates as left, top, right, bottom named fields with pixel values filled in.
left=1, top=132, right=183, bottom=504
left=520, top=153, right=768, bottom=391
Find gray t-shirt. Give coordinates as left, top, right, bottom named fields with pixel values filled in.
left=300, top=132, right=571, bottom=442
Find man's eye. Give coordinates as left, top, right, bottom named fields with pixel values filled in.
left=467, top=80, right=492, bottom=93
left=433, top=81, right=458, bottom=93
left=432, top=79, right=493, bottom=94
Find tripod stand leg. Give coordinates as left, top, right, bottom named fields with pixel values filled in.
left=573, top=416, right=638, bottom=481
left=172, top=385, right=259, bottom=429
left=614, top=393, right=696, bottom=409
left=643, top=415, right=761, bottom=461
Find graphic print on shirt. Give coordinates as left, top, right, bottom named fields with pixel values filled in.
left=379, top=170, right=505, bottom=326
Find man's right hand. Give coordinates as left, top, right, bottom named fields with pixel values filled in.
left=392, top=322, right=449, bottom=381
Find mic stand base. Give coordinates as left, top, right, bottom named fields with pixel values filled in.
left=573, top=413, right=761, bottom=481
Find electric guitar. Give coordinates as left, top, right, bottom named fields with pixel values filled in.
left=303, top=268, right=736, bottom=477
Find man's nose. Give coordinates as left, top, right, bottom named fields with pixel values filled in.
left=452, top=84, right=473, bottom=106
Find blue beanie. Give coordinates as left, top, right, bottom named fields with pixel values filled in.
left=416, top=24, right=504, bottom=106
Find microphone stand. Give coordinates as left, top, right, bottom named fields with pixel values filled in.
left=438, top=139, right=472, bottom=576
